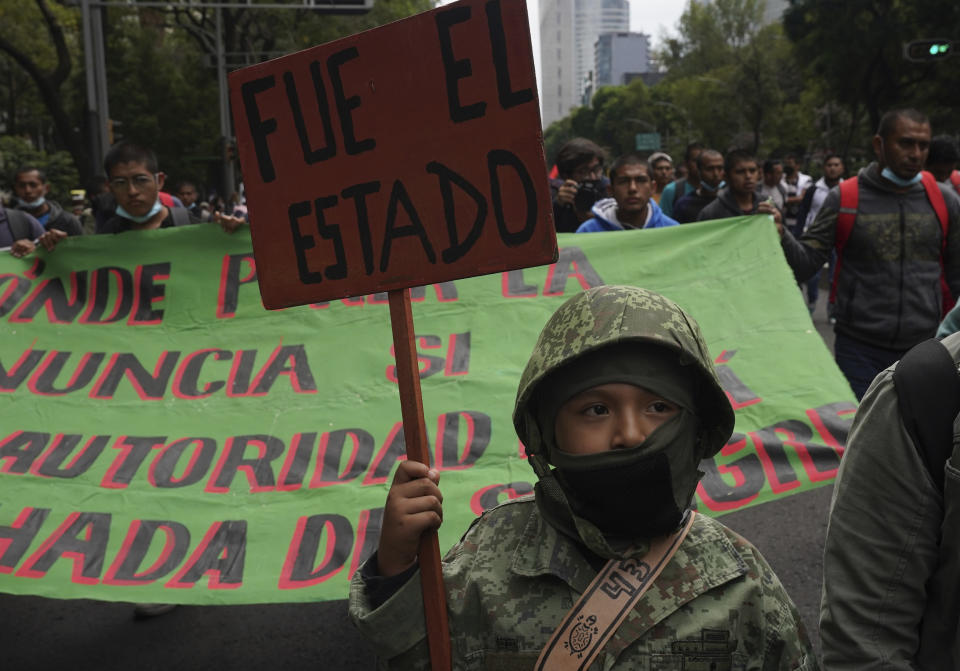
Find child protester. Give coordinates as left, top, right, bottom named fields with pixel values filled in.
left=349, top=285, right=815, bottom=669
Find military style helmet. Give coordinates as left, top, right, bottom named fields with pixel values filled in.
left=512, top=285, right=735, bottom=462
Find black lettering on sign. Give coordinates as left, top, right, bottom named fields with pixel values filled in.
left=132, top=263, right=170, bottom=324
left=327, top=47, right=376, bottom=156
left=0, top=274, right=32, bottom=317
left=151, top=437, right=218, bottom=488
left=241, top=76, right=279, bottom=183
left=0, top=348, right=45, bottom=391
left=311, top=428, right=375, bottom=487
left=209, top=434, right=285, bottom=493
left=488, top=149, right=536, bottom=246
left=284, top=63, right=337, bottom=165
left=35, top=434, right=110, bottom=479
left=697, top=432, right=764, bottom=512
left=288, top=197, right=348, bottom=285
left=101, top=436, right=166, bottom=488
left=427, top=161, right=487, bottom=264
left=166, top=520, right=246, bottom=588
left=10, top=272, right=87, bottom=323
left=436, top=410, right=491, bottom=470
left=380, top=180, right=437, bottom=272
left=0, top=506, right=50, bottom=571
left=341, top=182, right=382, bottom=275
left=435, top=5, right=485, bottom=123
left=218, top=253, right=257, bottom=319
left=30, top=351, right=105, bottom=395
left=82, top=267, right=133, bottom=324
left=0, top=431, right=51, bottom=474
left=279, top=513, right=354, bottom=587
left=104, top=520, right=191, bottom=584
left=484, top=0, right=534, bottom=109
left=544, top=247, right=605, bottom=296
left=17, top=511, right=111, bottom=583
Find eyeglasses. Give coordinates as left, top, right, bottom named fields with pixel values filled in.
left=109, top=174, right=157, bottom=190
left=572, top=162, right=604, bottom=181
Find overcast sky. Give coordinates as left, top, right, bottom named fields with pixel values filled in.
left=437, top=0, right=688, bottom=94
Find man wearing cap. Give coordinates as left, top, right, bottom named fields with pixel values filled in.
left=349, top=285, right=815, bottom=669
left=648, top=151, right=674, bottom=204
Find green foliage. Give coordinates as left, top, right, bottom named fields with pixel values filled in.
left=0, top=134, right=79, bottom=205
left=784, top=0, right=960, bottom=151
left=1, top=0, right=434, bottom=192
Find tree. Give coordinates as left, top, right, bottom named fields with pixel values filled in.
left=784, top=0, right=960, bottom=150
left=0, top=0, right=88, bottom=182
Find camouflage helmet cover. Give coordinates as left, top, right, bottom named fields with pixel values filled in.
left=512, top=285, right=734, bottom=460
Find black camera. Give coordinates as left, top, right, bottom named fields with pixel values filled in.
left=574, top=179, right=605, bottom=213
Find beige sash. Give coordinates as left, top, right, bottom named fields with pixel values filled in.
left=534, top=512, right=696, bottom=671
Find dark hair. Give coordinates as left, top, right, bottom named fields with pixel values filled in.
left=104, top=141, right=159, bottom=176
left=555, top=138, right=605, bottom=179
left=724, top=149, right=756, bottom=174
left=876, top=108, right=929, bottom=140
left=762, top=159, right=782, bottom=175
left=14, top=166, right=47, bottom=183
left=696, top=149, right=723, bottom=172
left=609, top=153, right=650, bottom=181
left=823, top=153, right=844, bottom=165
left=684, top=142, right=704, bottom=163
left=176, top=180, right=199, bottom=192
left=928, top=135, right=960, bottom=164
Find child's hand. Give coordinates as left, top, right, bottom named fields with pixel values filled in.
left=376, top=461, right=443, bottom=577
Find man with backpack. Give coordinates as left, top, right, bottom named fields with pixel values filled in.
left=0, top=202, right=44, bottom=257
left=778, top=108, right=960, bottom=399
left=820, top=331, right=960, bottom=668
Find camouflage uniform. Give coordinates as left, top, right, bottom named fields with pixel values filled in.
left=349, top=286, right=816, bottom=670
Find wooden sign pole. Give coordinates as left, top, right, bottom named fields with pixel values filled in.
left=387, top=287, right=452, bottom=671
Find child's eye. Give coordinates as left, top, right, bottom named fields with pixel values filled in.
left=583, top=403, right=609, bottom=416
left=649, top=401, right=674, bottom=414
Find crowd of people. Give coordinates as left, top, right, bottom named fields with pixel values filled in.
left=351, top=107, right=960, bottom=669
left=0, top=140, right=249, bottom=259
left=4, top=108, right=960, bottom=668
left=549, top=109, right=960, bottom=400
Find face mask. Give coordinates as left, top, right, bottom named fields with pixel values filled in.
left=116, top=199, right=163, bottom=224
left=700, top=179, right=725, bottom=193
left=19, top=196, right=45, bottom=210
left=881, top=166, right=922, bottom=187
left=534, top=410, right=703, bottom=559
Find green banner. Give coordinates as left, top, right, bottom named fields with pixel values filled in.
left=0, top=216, right=855, bottom=605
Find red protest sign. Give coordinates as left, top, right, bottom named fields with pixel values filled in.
left=229, top=0, right=556, bottom=309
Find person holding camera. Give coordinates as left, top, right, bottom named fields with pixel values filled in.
left=550, top=138, right=609, bottom=232
left=575, top=153, right=680, bottom=232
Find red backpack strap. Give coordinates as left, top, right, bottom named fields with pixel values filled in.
left=830, top=177, right=859, bottom=302
left=921, top=171, right=955, bottom=313
left=951, top=170, right=960, bottom=196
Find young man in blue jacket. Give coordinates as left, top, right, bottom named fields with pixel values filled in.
left=576, top=153, right=679, bottom=232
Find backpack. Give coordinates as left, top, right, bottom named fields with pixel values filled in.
left=833, top=171, right=955, bottom=313
left=1, top=207, right=37, bottom=242
left=950, top=171, right=960, bottom=197
left=893, top=338, right=960, bottom=490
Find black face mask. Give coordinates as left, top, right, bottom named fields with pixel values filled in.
left=557, top=451, right=683, bottom=539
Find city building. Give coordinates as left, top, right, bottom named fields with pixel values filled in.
left=540, top=0, right=629, bottom=128
left=594, top=31, right=651, bottom=90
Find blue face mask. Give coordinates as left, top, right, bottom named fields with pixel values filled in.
left=701, top=179, right=726, bottom=193
left=116, top=199, right=163, bottom=224
left=881, top=166, right=922, bottom=188
left=19, top=196, right=45, bottom=209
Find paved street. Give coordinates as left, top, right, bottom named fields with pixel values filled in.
left=1, top=282, right=840, bottom=670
